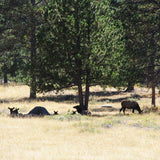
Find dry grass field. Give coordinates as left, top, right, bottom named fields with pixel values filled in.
left=0, top=85, right=160, bottom=160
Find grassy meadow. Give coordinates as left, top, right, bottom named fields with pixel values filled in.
left=0, top=85, right=160, bottom=160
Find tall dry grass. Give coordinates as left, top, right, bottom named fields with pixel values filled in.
left=0, top=85, right=160, bottom=160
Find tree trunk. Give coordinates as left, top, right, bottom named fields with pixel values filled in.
left=152, top=80, right=156, bottom=107
left=84, top=1, right=91, bottom=111
left=151, top=63, right=156, bottom=107
left=84, top=83, right=89, bottom=111
left=4, top=72, right=8, bottom=84
left=84, top=72, right=90, bottom=110
left=125, top=81, right=134, bottom=92
left=75, top=0, right=84, bottom=108
left=30, top=79, right=36, bottom=99
left=77, top=80, right=83, bottom=108
left=30, top=0, right=36, bottom=99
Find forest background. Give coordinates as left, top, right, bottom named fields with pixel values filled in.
left=0, top=0, right=160, bottom=112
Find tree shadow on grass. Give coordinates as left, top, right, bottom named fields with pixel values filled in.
left=37, top=94, right=77, bottom=102
left=90, top=91, right=122, bottom=97
left=0, top=94, right=78, bottom=104
left=97, top=93, right=142, bottom=103
left=0, top=90, right=142, bottom=104
left=36, top=90, right=122, bottom=103
left=97, top=97, right=129, bottom=103
left=91, top=106, right=118, bottom=112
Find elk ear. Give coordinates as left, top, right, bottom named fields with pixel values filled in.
left=73, top=105, right=79, bottom=109
left=8, top=107, right=14, bottom=110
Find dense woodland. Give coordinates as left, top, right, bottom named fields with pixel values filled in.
left=0, top=0, right=160, bottom=111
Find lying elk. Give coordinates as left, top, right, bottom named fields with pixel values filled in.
left=53, top=111, right=58, bottom=115
left=28, top=106, right=50, bottom=116
left=73, top=105, right=91, bottom=115
left=28, top=107, right=59, bottom=116
left=8, top=107, right=19, bottom=117
left=120, top=100, right=143, bottom=115
left=8, top=106, right=58, bottom=117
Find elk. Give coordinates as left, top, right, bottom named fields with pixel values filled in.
left=53, top=111, right=58, bottom=115
left=8, top=107, right=19, bottom=117
left=8, top=106, right=53, bottom=117
left=73, top=105, right=91, bottom=115
left=28, top=106, right=50, bottom=116
left=120, top=100, right=143, bottom=115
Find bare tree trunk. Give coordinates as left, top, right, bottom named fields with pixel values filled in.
left=84, top=72, right=90, bottom=110
left=4, top=72, right=8, bottom=84
left=151, top=64, right=156, bottom=107
left=150, top=47, right=156, bottom=107
left=78, top=79, right=83, bottom=108
left=152, top=81, right=156, bottom=107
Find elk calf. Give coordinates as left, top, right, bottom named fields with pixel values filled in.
left=120, top=100, right=143, bottom=115
left=53, top=111, right=58, bottom=115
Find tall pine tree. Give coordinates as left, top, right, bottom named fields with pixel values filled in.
left=37, top=0, right=124, bottom=112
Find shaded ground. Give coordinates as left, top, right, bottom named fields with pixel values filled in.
left=0, top=89, right=149, bottom=103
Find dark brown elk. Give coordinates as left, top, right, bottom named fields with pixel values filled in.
left=8, top=107, right=25, bottom=117
left=8, top=106, right=58, bottom=118
left=28, top=106, right=50, bottom=116
left=120, top=100, right=143, bottom=115
left=73, top=105, right=91, bottom=115
left=73, top=105, right=83, bottom=114
left=8, top=107, right=19, bottom=117
left=53, top=111, right=58, bottom=115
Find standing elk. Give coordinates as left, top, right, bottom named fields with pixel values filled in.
left=120, top=100, right=143, bottom=115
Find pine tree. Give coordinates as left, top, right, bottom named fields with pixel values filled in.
left=37, top=0, right=124, bottom=112
left=118, top=0, right=160, bottom=106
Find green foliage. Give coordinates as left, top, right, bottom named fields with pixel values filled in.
left=36, top=0, right=124, bottom=93
left=117, top=0, right=160, bottom=88
left=0, top=0, right=44, bottom=92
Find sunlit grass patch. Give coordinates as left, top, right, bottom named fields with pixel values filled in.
left=45, top=114, right=82, bottom=121
left=1, top=85, right=160, bottom=160
left=101, top=116, right=125, bottom=128
left=78, top=122, right=97, bottom=133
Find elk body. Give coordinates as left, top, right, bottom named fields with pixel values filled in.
left=28, top=106, right=50, bottom=116
left=120, top=100, right=143, bottom=115
left=73, top=105, right=91, bottom=115
left=8, top=106, right=51, bottom=117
